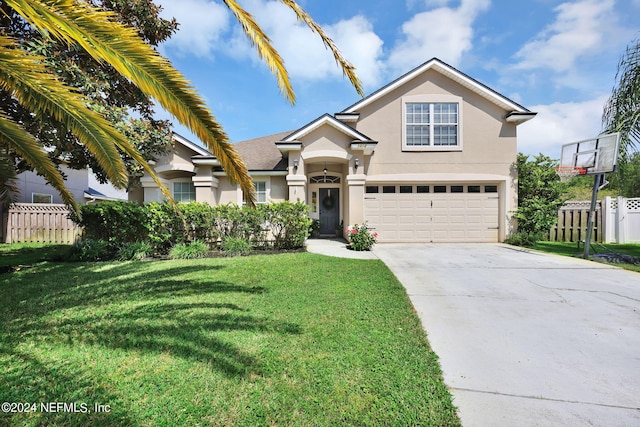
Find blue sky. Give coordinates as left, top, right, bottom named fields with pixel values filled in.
left=153, top=0, right=640, bottom=157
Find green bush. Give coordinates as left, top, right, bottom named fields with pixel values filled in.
left=67, top=239, right=114, bottom=261
left=181, top=202, right=218, bottom=244
left=213, top=204, right=267, bottom=245
left=145, top=202, right=186, bottom=254
left=169, top=240, right=209, bottom=259
left=72, top=200, right=314, bottom=254
left=505, top=231, right=541, bottom=248
left=118, top=242, right=153, bottom=261
left=347, top=223, right=378, bottom=251
left=514, top=153, right=569, bottom=237
left=221, top=237, right=253, bottom=257
left=263, top=201, right=312, bottom=249
left=74, top=201, right=147, bottom=245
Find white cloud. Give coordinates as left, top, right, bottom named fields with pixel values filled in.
left=389, top=0, right=490, bottom=72
left=156, top=0, right=229, bottom=57
left=518, top=95, right=608, bottom=156
left=513, top=0, right=616, bottom=72
left=227, top=1, right=384, bottom=87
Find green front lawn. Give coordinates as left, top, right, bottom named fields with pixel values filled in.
left=533, top=241, right=640, bottom=272
left=0, top=246, right=459, bottom=426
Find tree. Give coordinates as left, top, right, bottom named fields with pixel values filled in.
left=511, top=153, right=569, bottom=245
left=0, top=0, right=363, bottom=213
left=602, top=36, right=640, bottom=198
left=1, top=0, right=178, bottom=190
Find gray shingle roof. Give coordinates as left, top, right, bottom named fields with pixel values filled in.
left=233, top=130, right=292, bottom=171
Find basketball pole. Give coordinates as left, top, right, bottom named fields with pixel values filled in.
left=583, top=173, right=603, bottom=259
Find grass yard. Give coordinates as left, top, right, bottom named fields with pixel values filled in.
left=533, top=241, right=640, bottom=272
left=0, top=245, right=460, bottom=426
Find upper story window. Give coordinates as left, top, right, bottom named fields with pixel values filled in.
left=173, top=181, right=195, bottom=202
left=403, top=95, right=462, bottom=151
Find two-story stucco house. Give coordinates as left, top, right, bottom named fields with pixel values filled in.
left=131, top=58, right=536, bottom=243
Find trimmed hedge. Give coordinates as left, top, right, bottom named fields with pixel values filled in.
left=73, top=200, right=311, bottom=255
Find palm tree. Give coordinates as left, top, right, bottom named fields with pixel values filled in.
left=603, top=36, right=640, bottom=161
left=0, top=0, right=362, bottom=213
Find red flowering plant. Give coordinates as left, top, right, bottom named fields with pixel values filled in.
left=346, top=222, right=378, bottom=251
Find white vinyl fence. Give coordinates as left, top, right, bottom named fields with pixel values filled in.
left=603, top=197, right=640, bottom=244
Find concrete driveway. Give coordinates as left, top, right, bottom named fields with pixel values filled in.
left=373, top=243, right=640, bottom=427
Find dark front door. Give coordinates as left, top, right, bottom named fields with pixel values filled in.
left=319, top=188, right=340, bottom=235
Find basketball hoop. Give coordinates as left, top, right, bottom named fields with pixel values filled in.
left=555, top=166, right=587, bottom=182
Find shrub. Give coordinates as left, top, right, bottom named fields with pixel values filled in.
left=74, top=201, right=147, bottom=245
left=146, top=202, right=186, bottom=254
left=180, top=202, right=218, bottom=244
left=347, top=223, right=378, bottom=251
left=213, top=204, right=266, bottom=245
left=514, top=153, right=569, bottom=237
left=118, top=242, right=153, bottom=261
left=263, top=201, right=312, bottom=249
left=505, top=231, right=541, bottom=248
left=169, top=240, right=209, bottom=259
left=221, top=237, right=253, bottom=257
left=67, top=239, right=114, bottom=261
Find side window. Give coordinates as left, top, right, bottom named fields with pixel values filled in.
left=255, top=181, right=267, bottom=204
left=173, top=182, right=195, bottom=202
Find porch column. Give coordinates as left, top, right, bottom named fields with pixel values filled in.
left=346, top=174, right=366, bottom=226
left=192, top=176, right=219, bottom=205
left=286, top=175, right=307, bottom=203
left=140, top=176, right=170, bottom=202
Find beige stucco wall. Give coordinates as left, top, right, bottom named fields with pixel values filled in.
left=353, top=69, right=517, bottom=178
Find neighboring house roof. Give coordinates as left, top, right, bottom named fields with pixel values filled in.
left=341, top=57, right=535, bottom=120
left=233, top=130, right=292, bottom=171
left=83, top=187, right=122, bottom=201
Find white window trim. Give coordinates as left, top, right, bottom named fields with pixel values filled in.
left=172, top=179, right=196, bottom=203
left=401, top=94, right=463, bottom=152
left=32, top=193, right=53, bottom=203
left=238, top=177, right=271, bottom=205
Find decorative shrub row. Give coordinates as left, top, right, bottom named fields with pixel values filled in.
left=73, top=200, right=312, bottom=255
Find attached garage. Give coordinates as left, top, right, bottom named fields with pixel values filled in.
left=364, top=184, right=500, bottom=243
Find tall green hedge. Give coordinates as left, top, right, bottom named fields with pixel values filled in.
left=74, top=200, right=311, bottom=254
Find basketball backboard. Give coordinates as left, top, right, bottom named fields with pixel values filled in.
left=558, top=133, right=620, bottom=175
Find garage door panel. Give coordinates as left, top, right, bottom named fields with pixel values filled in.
left=399, top=215, right=414, bottom=224
left=415, top=215, right=430, bottom=224
left=364, top=184, right=500, bottom=243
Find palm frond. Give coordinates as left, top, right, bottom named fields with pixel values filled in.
left=0, top=36, right=129, bottom=189
left=0, top=151, right=19, bottom=208
left=0, top=113, right=78, bottom=213
left=603, top=37, right=640, bottom=158
left=8, top=0, right=256, bottom=206
left=278, top=0, right=364, bottom=97
left=223, top=0, right=294, bottom=104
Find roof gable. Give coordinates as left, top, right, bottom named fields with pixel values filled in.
left=342, top=58, right=532, bottom=115
left=280, top=113, right=374, bottom=142
left=172, top=132, right=212, bottom=156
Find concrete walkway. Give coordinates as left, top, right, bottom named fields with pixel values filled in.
left=373, top=243, right=640, bottom=427
left=304, top=238, right=378, bottom=260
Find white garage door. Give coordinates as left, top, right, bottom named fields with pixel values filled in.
left=364, top=184, right=499, bottom=243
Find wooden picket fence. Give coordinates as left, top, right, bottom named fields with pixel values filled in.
left=1, top=203, right=82, bottom=244
left=548, top=200, right=603, bottom=243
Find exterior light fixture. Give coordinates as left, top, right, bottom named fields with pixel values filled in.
left=354, top=158, right=359, bottom=171
left=293, top=159, right=298, bottom=172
